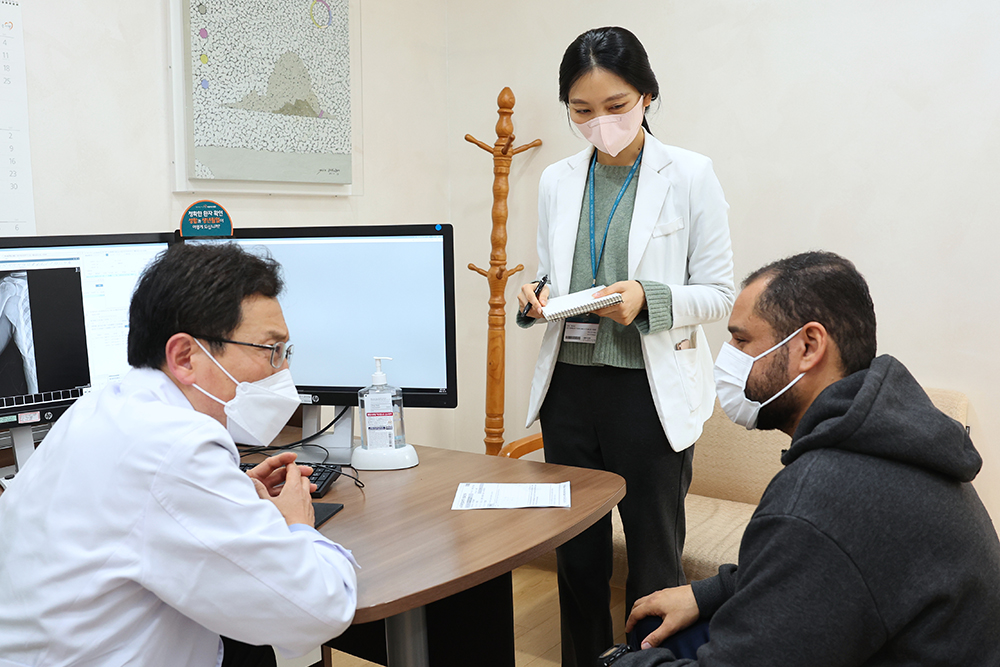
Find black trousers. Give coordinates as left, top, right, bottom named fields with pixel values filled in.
left=540, top=363, right=694, bottom=667
left=220, top=637, right=276, bottom=667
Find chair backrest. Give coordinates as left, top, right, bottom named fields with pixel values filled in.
left=688, top=387, right=970, bottom=506
left=924, top=387, right=970, bottom=425
left=688, top=400, right=788, bottom=505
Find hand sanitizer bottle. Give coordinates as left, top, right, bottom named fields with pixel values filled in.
left=352, top=357, right=418, bottom=471
left=359, top=356, right=406, bottom=450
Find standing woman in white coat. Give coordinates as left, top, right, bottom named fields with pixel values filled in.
left=517, top=26, right=735, bottom=666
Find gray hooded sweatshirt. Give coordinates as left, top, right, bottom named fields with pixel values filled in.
left=621, top=355, right=1000, bottom=666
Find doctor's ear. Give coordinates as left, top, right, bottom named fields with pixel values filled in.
left=795, top=322, right=830, bottom=373
left=163, top=333, right=198, bottom=386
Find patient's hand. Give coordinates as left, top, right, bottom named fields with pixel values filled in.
left=625, top=585, right=700, bottom=649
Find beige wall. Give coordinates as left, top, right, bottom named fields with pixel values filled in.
left=21, top=2, right=1000, bottom=524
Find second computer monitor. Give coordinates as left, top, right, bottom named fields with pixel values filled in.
left=184, top=224, right=457, bottom=410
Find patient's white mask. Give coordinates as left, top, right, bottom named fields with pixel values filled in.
left=192, top=339, right=301, bottom=447
left=713, top=327, right=804, bottom=430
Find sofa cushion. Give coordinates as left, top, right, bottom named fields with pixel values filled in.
left=681, top=494, right=755, bottom=582
left=609, top=494, right=756, bottom=589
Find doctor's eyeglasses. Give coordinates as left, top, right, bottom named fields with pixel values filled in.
left=200, top=337, right=294, bottom=369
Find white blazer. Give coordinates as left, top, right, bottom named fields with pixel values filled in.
left=525, top=133, right=735, bottom=451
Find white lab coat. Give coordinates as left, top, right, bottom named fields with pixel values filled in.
left=525, top=134, right=735, bottom=451
left=0, top=368, right=357, bottom=667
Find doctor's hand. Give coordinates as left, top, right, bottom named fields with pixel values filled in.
left=252, top=461, right=315, bottom=527
left=517, top=281, right=550, bottom=319
left=246, top=452, right=316, bottom=496
left=625, top=584, right=700, bottom=649
left=593, top=280, right=646, bottom=326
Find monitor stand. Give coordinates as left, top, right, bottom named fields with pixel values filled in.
left=0, top=425, right=40, bottom=490
left=285, top=404, right=355, bottom=465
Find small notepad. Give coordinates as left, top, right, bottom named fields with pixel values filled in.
left=541, top=286, right=623, bottom=321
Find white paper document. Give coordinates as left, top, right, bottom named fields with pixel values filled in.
left=451, top=482, right=571, bottom=510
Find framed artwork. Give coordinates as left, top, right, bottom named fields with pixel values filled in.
left=169, top=0, right=363, bottom=195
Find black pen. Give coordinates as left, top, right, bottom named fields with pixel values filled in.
left=522, top=275, right=549, bottom=317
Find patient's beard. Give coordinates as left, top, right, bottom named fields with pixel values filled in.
left=747, top=346, right=799, bottom=433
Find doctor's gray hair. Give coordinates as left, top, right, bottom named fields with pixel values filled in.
left=743, top=251, right=877, bottom=376
left=127, top=242, right=283, bottom=370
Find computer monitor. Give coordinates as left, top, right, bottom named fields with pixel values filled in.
left=182, top=224, right=457, bottom=462
left=0, top=233, right=172, bottom=477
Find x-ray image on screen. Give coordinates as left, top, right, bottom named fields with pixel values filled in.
left=0, top=267, right=92, bottom=404
left=0, top=272, right=36, bottom=396
left=27, top=268, right=90, bottom=396
left=0, top=266, right=91, bottom=407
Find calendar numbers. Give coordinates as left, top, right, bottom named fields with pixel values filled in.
left=0, top=2, right=35, bottom=235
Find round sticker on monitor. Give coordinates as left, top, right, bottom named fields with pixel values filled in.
left=180, top=200, right=233, bottom=237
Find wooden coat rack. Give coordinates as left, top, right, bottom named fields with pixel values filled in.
left=466, top=87, right=542, bottom=456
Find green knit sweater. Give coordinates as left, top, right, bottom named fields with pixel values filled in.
left=518, top=160, right=673, bottom=369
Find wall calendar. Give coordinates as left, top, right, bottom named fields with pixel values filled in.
left=0, top=0, right=34, bottom=235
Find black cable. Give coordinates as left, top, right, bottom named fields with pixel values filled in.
left=340, top=465, right=365, bottom=490
left=280, top=405, right=351, bottom=449
left=238, top=405, right=351, bottom=462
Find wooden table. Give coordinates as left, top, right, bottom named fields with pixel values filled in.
left=0, top=437, right=625, bottom=664
left=314, top=444, right=626, bottom=667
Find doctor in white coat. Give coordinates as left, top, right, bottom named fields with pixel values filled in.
left=0, top=243, right=357, bottom=667
left=517, top=27, right=734, bottom=667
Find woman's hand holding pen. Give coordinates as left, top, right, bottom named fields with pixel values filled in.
left=594, top=280, right=646, bottom=326
left=518, top=279, right=550, bottom=319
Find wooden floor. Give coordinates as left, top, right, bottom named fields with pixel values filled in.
left=323, top=558, right=627, bottom=667
left=511, top=560, right=628, bottom=666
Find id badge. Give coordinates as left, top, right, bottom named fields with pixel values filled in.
left=563, top=313, right=599, bottom=344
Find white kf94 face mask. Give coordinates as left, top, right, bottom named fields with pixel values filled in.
left=192, top=339, right=301, bottom=447
left=713, top=327, right=804, bottom=430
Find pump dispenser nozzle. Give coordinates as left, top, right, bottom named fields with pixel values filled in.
left=372, top=356, right=392, bottom=385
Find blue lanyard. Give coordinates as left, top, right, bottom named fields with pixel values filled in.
left=589, top=147, right=643, bottom=287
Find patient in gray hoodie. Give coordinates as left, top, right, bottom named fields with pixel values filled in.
left=618, top=251, right=1000, bottom=667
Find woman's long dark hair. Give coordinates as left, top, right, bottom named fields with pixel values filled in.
left=559, top=27, right=659, bottom=133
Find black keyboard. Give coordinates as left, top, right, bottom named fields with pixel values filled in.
left=239, top=461, right=342, bottom=498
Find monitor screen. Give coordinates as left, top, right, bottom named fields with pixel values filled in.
left=183, top=224, right=457, bottom=408
left=0, top=233, right=172, bottom=429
